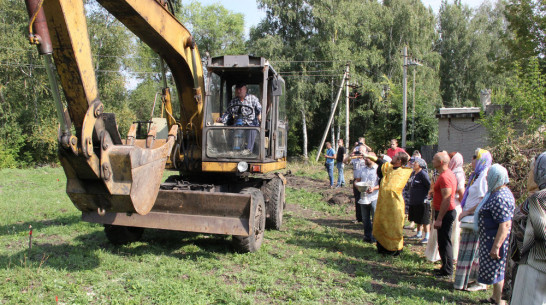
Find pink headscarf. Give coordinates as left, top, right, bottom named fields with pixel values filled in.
left=448, top=152, right=464, bottom=173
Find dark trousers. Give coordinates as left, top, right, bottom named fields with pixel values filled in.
left=435, top=209, right=456, bottom=274
left=353, top=184, right=362, bottom=222
left=360, top=202, right=375, bottom=241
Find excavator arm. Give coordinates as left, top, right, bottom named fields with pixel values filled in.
left=25, top=0, right=204, bottom=215
left=96, top=0, right=205, bottom=134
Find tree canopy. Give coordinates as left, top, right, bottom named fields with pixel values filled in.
left=0, top=0, right=543, bottom=167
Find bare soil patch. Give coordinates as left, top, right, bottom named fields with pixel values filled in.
left=285, top=173, right=430, bottom=254
left=286, top=173, right=353, bottom=206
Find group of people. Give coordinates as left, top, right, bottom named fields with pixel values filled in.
left=323, top=140, right=546, bottom=305
left=424, top=149, right=546, bottom=305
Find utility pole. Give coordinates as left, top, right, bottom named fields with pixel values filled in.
left=411, top=68, right=416, bottom=143
left=402, top=46, right=408, bottom=149
left=345, top=66, right=350, bottom=149
left=315, top=64, right=350, bottom=162
left=330, top=77, right=335, bottom=147
left=402, top=47, right=422, bottom=148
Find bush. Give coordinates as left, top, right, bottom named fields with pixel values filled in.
left=25, top=118, right=59, bottom=165
left=486, top=132, right=546, bottom=203
left=0, top=122, right=27, bottom=168
left=483, top=58, right=546, bottom=145
left=0, top=139, right=19, bottom=168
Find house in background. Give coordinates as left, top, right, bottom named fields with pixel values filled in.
left=434, top=89, right=494, bottom=163
left=436, top=107, right=488, bottom=163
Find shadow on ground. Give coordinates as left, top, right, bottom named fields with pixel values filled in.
left=285, top=227, right=478, bottom=304
left=0, top=215, right=240, bottom=272
left=0, top=215, right=80, bottom=236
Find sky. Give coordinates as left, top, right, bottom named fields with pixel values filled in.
left=195, top=0, right=489, bottom=36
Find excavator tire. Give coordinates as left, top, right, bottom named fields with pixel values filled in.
left=233, top=187, right=266, bottom=253
left=265, top=177, right=284, bottom=230
left=104, top=225, right=144, bottom=245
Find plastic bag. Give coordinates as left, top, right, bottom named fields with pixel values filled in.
left=425, top=228, right=441, bottom=262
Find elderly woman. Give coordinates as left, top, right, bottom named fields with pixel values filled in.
left=510, top=152, right=546, bottom=305
left=448, top=152, right=465, bottom=261
left=454, top=149, right=492, bottom=291
left=408, top=158, right=431, bottom=243
left=475, top=164, right=515, bottom=305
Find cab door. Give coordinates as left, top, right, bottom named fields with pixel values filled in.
left=272, top=77, right=287, bottom=159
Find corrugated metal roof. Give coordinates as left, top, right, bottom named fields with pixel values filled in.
left=438, top=107, right=481, bottom=115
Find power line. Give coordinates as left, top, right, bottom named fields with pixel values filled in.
left=0, top=62, right=159, bottom=74
left=278, top=70, right=339, bottom=74
left=281, top=74, right=343, bottom=78
left=0, top=46, right=159, bottom=60
left=271, top=60, right=345, bottom=63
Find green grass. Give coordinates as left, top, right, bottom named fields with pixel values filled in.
left=289, top=160, right=352, bottom=183
left=0, top=166, right=489, bottom=304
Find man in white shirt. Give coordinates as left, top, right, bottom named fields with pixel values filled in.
left=356, top=152, right=380, bottom=242
left=346, top=145, right=366, bottom=223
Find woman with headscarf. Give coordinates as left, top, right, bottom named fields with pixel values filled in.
left=448, top=152, right=465, bottom=261
left=476, top=164, right=515, bottom=304
left=408, top=157, right=431, bottom=243
left=510, top=152, right=546, bottom=305
left=454, top=148, right=493, bottom=291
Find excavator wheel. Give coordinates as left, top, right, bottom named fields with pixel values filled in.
left=233, top=187, right=266, bottom=253
left=265, top=177, right=285, bottom=230
left=104, top=225, right=144, bottom=245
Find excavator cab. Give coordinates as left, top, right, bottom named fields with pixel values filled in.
left=202, top=56, right=287, bottom=173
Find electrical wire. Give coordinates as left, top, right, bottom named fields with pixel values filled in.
left=281, top=74, right=343, bottom=78
left=448, top=121, right=483, bottom=132
left=0, top=46, right=160, bottom=60
left=271, top=60, right=346, bottom=63
left=278, top=69, right=339, bottom=74
left=0, top=62, right=160, bottom=74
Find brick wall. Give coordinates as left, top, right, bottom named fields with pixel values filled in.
left=438, top=117, right=488, bottom=163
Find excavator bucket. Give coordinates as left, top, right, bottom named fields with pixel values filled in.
left=59, top=119, right=178, bottom=216
left=82, top=189, right=254, bottom=236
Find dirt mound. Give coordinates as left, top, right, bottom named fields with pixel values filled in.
left=327, top=193, right=352, bottom=205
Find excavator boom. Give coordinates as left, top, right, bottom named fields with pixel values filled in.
left=25, top=0, right=204, bottom=215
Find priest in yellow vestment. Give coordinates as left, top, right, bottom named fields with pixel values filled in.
left=372, top=151, right=413, bottom=255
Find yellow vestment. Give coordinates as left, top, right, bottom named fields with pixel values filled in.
left=372, top=162, right=413, bottom=251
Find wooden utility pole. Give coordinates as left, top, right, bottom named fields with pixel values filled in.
left=315, top=64, right=350, bottom=162
left=402, top=46, right=408, bottom=149
left=330, top=78, right=335, bottom=147
left=345, top=74, right=350, bottom=150
left=411, top=68, right=416, bottom=143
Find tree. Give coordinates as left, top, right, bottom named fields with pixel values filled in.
left=504, top=0, right=546, bottom=66
left=438, top=0, right=510, bottom=107
left=177, top=1, right=246, bottom=58
left=483, top=58, right=546, bottom=144
left=250, top=0, right=442, bottom=156
left=437, top=0, right=473, bottom=107
left=0, top=0, right=57, bottom=165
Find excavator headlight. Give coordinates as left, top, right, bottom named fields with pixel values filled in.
left=237, top=161, right=249, bottom=173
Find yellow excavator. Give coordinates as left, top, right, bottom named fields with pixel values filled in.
left=24, top=0, right=287, bottom=252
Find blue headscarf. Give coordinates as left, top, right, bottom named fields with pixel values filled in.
left=473, top=164, right=509, bottom=232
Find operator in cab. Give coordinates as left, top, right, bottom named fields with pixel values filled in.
left=216, top=82, right=262, bottom=153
